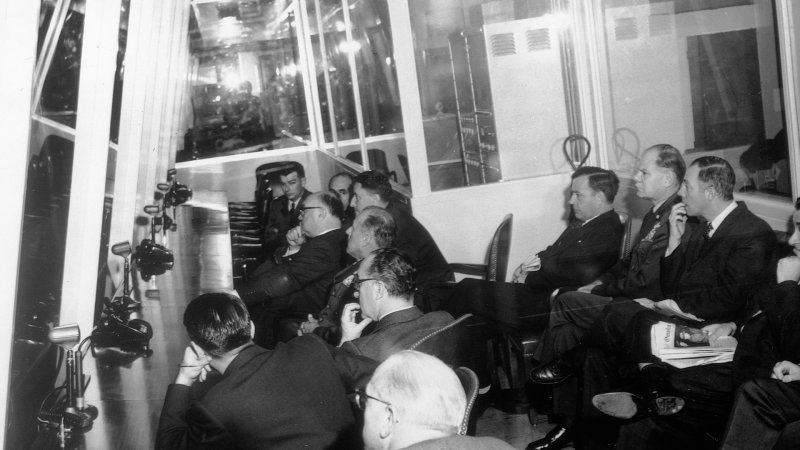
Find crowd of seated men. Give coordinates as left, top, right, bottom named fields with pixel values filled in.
left=158, top=152, right=800, bottom=449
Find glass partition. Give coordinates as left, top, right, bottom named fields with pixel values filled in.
left=600, top=0, right=790, bottom=199
left=180, top=1, right=308, bottom=161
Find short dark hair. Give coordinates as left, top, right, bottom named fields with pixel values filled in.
left=692, top=156, right=735, bottom=201
left=281, top=162, right=305, bottom=179
left=649, top=144, right=686, bottom=183
left=571, top=166, right=619, bottom=203
left=359, top=206, right=396, bottom=248
left=183, top=293, right=251, bottom=357
left=354, top=171, right=392, bottom=203
left=328, top=172, right=354, bottom=189
left=365, top=248, right=416, bottom=299
left=316, top=191, right=344, bottom=220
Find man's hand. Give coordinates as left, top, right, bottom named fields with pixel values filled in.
left=633, top=298, right=656, bottom=309
left=776, top=256, right=800, bottom=284
left=578, top=280, right=602, bottom=293
left=666, top=203, right=687, bottom=255
left=772, top=360, right=800, bottom=383
left=339, top=303, right=373, bottom=345
left=298, top=314, right=320, bottom=336
left=285, top=226, right=306, bottom=255
left=520, top=254, right=541, bottom=272
left=175, top=345, right=211, bottom=387
left=701, top=322, right=736, bottom=345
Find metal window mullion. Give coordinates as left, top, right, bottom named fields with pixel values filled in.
left=342, top=0, right=368, bottom=168
left=776, top=0, right=800, bottom=200
left=314, top=0, right=340, bottom=155
left=295, top=0, right=323, bottom=150
left=32, top=0, right=71, bottom=110
left=61, top=0, right=123, bottom=335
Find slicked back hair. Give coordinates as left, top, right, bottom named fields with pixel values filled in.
left=316, top=190, right=345, bottom=220
left=649, top=144, right=686, bottom=184
left=571, top=166, right=619, bottom=203
left=183, top=293, right=251, bottom=357
left=354, top=171, right=393, bottom=203
left=358, top=206, right=396, bottom=248
left=364, top=248, right=416, bottom=299
left=692, top=156, right=735, bottom=201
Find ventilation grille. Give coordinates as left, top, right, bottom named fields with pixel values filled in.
left=615, top=17, right=638, bottom=41
left=490, top=33, right=516, bottom=57
left=649, top=14, right=672, bottom=36
left=526, top=28, right=551, bottom=51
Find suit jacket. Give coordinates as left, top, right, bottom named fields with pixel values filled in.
left=341, top=307, right=454, bottom=362
left=239, top=228, right=346, bottom=313
left=313, top=261, right=360, bottom=345
left=593, top=194, right=680, bottom=299
left=526, top=209, right=624, bottom=290
left=263, top=189, right=310, bottom=252
left=661, top=202, right=776, bottom=323
left=156, top=335, right=377, bottom=450
left=386, top=201, right=454, bottom=286
left=402, top=435, right=516, bottom=449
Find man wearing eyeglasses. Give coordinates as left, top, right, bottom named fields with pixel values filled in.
left=359, top=350, right=514, bottom=450
left=338, top=248, right=454, bottom=362
left=238, top=191, right=347, bottom=347
left=156, top=292, right=376, bottom=449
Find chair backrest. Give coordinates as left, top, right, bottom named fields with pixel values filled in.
left=409, top=314, right=474, bottom=368
left=487, top=214, right=513, bottom=282
left=454, top=366, right=479, bottom=436
left=346, top=149, right=398, bottom=181
left=617, top=211, right=633, bottom=260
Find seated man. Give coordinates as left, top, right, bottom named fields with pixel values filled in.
left=447, top=166, right=624, bottom=333
left=263, top=162, right=311, bottom=254
left=339, top=247, right=454, bottom=362
left=530, top=156, right=777, bottom=450
left=610, top=199, right=800, bottom=450
left=297, top=206, right=396, bottom=344
left=534, top=145, right=684, bottom=364
left=351, top=171, right=454, bottom=290
left=156, top=292, right=376, bottom=449
left=360, top=350, right=514, bottom=450
left=238, top=191, right=346, bottom=345
left=329, top=171, right=356, bottom=228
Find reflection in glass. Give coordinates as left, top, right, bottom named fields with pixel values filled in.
left=181, top=1, right=307, bottom=161
left=37, top=5, right=84, bottom=127
left=600, top=0, right=790, bottom=198
left=410, top=0, right=577, bottom=191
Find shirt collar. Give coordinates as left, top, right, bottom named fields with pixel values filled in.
left=707, top=201, right=737, bottom=238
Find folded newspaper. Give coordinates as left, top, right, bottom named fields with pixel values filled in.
left=650, top=321, right=737, bottom=369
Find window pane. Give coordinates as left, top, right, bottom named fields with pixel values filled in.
left=408, top=0, right=577, bottom=191
left=181, top=1, right=307, bottom=161
left=601, top=0, right=791, bottom=198
left=37, top=5, right=84, bottom=128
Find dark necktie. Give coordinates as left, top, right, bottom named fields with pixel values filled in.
left=703, top=221, right=713, bottom=239
left=640, top=210, right=657, bottom=237
left=289, top=201, right=295, bottom=214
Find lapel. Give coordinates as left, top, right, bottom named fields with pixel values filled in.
left=641, top=193, right=680, bottom=239
left=687, top=204, right=741, bottom=269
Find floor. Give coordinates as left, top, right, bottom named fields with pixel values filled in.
left=28, top=190, right=558, bottom=449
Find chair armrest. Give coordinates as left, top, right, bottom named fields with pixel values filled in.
left=449, top=263, right=487, bottom=277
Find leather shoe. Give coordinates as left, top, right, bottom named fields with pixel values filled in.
left=526, top=424, right=572, bottom=450
left=592, top=391, right=685, bottom=420
left=529, top=359, right=574, bottom=385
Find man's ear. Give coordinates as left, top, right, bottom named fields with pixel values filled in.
left=378, top=406, right=394, bottom=440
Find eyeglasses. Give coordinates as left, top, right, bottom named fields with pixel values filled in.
left=352, top=274, right=379, bottom=290
left=354, top=388, right=391, bottom=410
left=297, top=206, right=323, bottom=216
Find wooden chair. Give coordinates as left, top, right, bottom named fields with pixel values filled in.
left=454, top=366, right=480, bottom=436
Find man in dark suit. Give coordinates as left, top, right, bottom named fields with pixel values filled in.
left=238, top=191, right=346, bottom=346
left=339, top=248, right=454, bottom=362
left=156, top=292, right=376, bottom=449
left=613, top=201, right=800, bottom=450
left=263, top=162, right=311, bottom=254
left=446, top=166, right=624, bottom=333
left=351, top=171, right=454, bottom=290
left=533, top=145, right=684, bottom=365
left=530, top=156, right=777, bottom=449
left=296, top=206, right=396, bottom=344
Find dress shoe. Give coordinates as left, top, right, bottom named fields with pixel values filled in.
left=529, top=359, right=574, bottom=385
left=526, top=424, right=572, bottom=450
left=591, top=391, right=685, bottom=420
